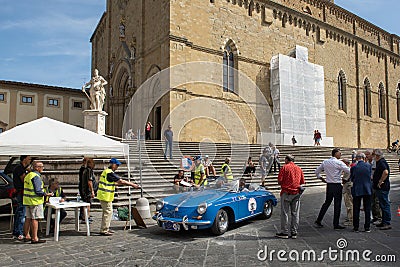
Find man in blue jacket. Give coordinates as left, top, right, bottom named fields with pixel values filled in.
left=350, top=152, right=372, bottom=232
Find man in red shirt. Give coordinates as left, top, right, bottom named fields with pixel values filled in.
left=276, top=155, right=305, bottom=239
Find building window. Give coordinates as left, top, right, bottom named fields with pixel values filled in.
left=21, top=95, right=33, bottom=104
left=337, top=71, right=346, bottom=112
left=397, top=83, right=400, bottom=122
left=48, top=98, right=59, bottom=106
left=73, top=101, right=83, bottom=109
left=363, top=78, right=371, bottom=117
left=223, top=42, right=236, bottom=92
left=0, top=128, right=3, bottom=133
left=0, top=93, right=4, bottom=102
left=378, top=82, right=385, bottom=119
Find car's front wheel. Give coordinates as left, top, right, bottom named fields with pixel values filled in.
left=260, top=200, right=273, bottom=219
left=211, top=209, right=229, bottom=235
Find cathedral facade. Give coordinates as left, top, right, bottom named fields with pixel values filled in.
left=90, top=0, right=400, bottom=148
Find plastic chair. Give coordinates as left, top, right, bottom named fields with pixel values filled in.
left=0, top=199, right=14, bottom=230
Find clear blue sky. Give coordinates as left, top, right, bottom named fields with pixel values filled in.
left=0, top=0, right=398, bottom=89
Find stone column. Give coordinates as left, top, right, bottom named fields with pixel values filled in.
left=83, top=110, right=108, bottom=135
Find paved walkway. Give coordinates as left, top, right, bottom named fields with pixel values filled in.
left=0, top=177, right=399, bottom=267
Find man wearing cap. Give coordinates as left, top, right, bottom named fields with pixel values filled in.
left=97, top=158, right=140, bottom=236
left=314, top=148, right=350, bottom=230
left=276, top=155, right=305, bottom=239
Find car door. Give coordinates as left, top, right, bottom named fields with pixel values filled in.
left=236, top=188, right=266, bottom=220
left=234, top=189, right=254, bottom=220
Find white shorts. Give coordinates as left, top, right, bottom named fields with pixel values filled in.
left=25, top=205, right=44, bottom=219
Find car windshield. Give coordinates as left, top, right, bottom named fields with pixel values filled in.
left=203, top=177, right=239, bottom=192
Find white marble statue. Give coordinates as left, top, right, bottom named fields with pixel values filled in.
left=82, top=69, right=108, bottom=111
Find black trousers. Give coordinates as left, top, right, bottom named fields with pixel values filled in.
left=316, top=183, right=342, bottom=227
left=353, top=195, right=372, bottom=230
left=145, top=130, right=151, bottom=140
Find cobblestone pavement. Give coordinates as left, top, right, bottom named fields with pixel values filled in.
left=0, top=177, right=399, bottom=267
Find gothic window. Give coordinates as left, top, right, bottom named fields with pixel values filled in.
left=363, top=78, right=371, bottom=117
left=337, top=71, right=346, bottom=112
left=223, top=41, right=237, bottom=93
left=378, top=82, right=386, bottom=119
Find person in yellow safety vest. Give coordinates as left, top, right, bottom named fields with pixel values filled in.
left=97, top=158, right=140, bottom=236
left=23, top=161, right=53, bottom=244
left=193, top=156, right=207, bottom=187
left=221, top=157, right=234, bottom=182
left=44, top=178, right=67, bottom=229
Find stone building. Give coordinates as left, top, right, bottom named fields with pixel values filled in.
left=0, top=80, right=89, bottom=132
left=90, top=0, right=400, bottom=148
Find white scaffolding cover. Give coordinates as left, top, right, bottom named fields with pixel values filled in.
left=270, top=46, right=333, bottom=146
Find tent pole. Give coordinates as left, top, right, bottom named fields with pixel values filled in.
left=127, top=147, right=132, bottom=230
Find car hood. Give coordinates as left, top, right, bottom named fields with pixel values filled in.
left=163, top=190, right=228, bottom=207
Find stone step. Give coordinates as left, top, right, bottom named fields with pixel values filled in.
left=2, top=141, right=398, bottom=208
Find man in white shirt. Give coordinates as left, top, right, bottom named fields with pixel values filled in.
left=270, top=146, right=281, bottom=173
left=314, top=148, right=350, bottom=230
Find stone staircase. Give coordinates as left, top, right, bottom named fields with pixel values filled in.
left=1, top=141, right=399, bottom=209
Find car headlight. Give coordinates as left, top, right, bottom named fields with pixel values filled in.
left=156, top=200, right=164, bottom=211
left=197, top=202, right=208, bottom=215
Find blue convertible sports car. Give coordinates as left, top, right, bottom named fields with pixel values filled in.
left=153, top=178, right=278, bottom=235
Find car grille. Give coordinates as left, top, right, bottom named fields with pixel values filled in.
left=162, top=204, right=196, bottom=218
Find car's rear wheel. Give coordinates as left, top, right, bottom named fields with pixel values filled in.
left=260, top=200, right=273, bottom=219
left=211, top=209, right=229, bottom=235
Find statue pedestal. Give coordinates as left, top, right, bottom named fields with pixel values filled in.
left=83, top=110, right=108, bottom=135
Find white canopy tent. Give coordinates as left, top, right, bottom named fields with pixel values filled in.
left=0, top=117, right=136, bottom=229
left=0, top=117, right=128, bottom=157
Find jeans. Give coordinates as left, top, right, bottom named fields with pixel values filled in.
left=353, top=195, right=371, bottom=230
left=164, top=140, right=173, bottom=159
left=280, top=193, right=301, bottom=234
left=371, top=188, right=382, bottom=220
left=13, top=193, right=25, bottom=236
left=376, top=189, right=391, bottom=225
left=316, top=183, right=343, bottom=227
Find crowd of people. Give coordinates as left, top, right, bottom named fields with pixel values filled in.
left=11, top=140, right=394, bottom=243
left=10, top=156, right=140, bottom=243
left=275, top=147, right=392, bottom=240
left=170, top=144, right=393, bottom=239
